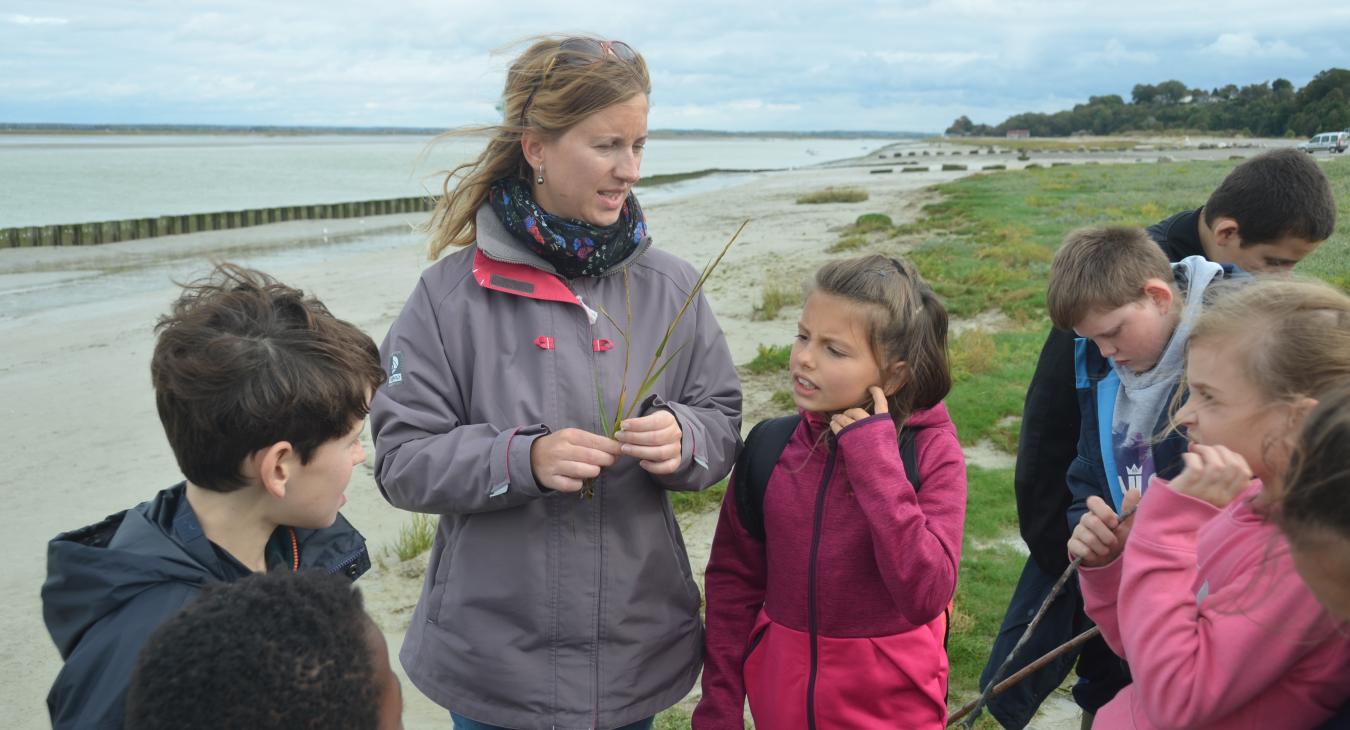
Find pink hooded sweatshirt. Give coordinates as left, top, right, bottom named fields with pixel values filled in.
left=1079, top=477, right=1350, bottom=729
left=694, top=406, right=966, bottom=730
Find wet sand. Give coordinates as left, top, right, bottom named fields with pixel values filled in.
left=0, top=138, right=1279, bottom=727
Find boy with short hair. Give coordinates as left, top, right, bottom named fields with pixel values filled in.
left=1047, top=227, right=1233, bottom=527
left=42, top=263, right=383, bottom=729
left=125, top=570, right=403, bottom=730
left=983, top=149, right=1334, bottom=729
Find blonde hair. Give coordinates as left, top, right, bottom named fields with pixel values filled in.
left=425, top=35, right=651, bottom=260
left=1046, top=226, right=1172, bottom=331
left=810, top=255, right=951, bottom=425
left=1188, top=278, right=1350, bottom=407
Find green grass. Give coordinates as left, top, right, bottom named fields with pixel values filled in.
left=388, top=513, right=436, bottom=562
left=826, top=235, right=867, bottom=253
left=796, top=186, right=869, bottom=204
left=853, top=212, right=894, bottom=233
left=744, top=343, right=792, bottom=374
left=751, top=282, right=803, bottom=321
left=654, top=707, right=692, bottom=729
left=670, top=478, right=727, bottom=514
left=945, top=329, right=1044, bottom=452
left=770, top=389, right=796, bottom=413
left=937, top=135, right=1173, bottom=152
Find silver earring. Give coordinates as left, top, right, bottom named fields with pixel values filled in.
left=536, top=167, right=544, bottom=185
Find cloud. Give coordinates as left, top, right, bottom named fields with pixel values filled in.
left=1078, top=39, right=1158, bottom=66
left=1, top=0, right=1347, bottom=130
left=6, top=14, right=68, bottom=25
left=1201, top=33, right=1306, bottom=59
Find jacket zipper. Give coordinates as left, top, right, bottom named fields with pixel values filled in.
left=805, top=447, right=837, bottom=730
left=569, top=277, right=605, bottom=730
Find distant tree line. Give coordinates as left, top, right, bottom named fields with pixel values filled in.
left=947, top=68, right=1350, bottom=138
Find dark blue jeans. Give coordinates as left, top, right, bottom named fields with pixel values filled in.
left=451, top=712, right=654, bottom=730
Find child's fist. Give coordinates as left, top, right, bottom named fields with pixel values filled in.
left=1068, top=488, right=1141, bottom=568
left=1169, top=444, right=1254, bottom=508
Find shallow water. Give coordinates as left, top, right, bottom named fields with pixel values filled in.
left=1, top=134, right=892, bottom=227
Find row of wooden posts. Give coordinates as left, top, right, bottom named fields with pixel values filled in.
left=2, top=195, right=435, bottom=248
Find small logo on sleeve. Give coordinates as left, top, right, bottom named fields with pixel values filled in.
left=388, top=351, right=404, bottom=386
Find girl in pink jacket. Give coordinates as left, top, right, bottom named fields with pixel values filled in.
left=1069, top=278, right=1350, bottom=729
left=695, top=255, right=967, bottom=729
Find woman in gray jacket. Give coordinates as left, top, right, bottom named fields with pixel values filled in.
left=371, top=36, right=742, bottom=730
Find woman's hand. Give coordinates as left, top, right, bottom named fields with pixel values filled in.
left=1169, top=443, right=1253, bottom=509
left=830, top=386, right=887, bottom=435
left=530, top=429, right=622, bottom=493
left=1068, top=489, right=1142, bottom=568
left=616, top=409, right=683, bottom=475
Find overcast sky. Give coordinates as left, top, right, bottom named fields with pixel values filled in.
left=4, top=1, right=1348, bottom=133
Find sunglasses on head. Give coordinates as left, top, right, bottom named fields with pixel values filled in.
left=519, top=38, right=639, bottom=126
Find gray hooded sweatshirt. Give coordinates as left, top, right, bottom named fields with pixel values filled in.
left=1110, top=256, right=1225, bottom=495
left=371, top=205, right=742, bottom=729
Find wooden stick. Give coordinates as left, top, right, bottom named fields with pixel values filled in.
left=947, top=626, right=1101, bottom=726
left=957, top=504, right=1135, bottom=728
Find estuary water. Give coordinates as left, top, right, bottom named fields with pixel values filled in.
left=0, top=133, right=896, bottom=227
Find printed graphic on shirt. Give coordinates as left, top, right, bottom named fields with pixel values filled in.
left=1114, top=432, right=1155, bottom=501
left=388, top=350, right=404, bottom=386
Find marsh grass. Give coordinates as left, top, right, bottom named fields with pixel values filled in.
left=826, top=235, right=867, bottom=253
left=937, top=136, right=1169, bottom=152
left=852, top=212, right=894, bottom=233
left=796, top=186, right=869, bottom=204
left=751, top=282, right=804, bottom=321
left=744, top=343, right=792, bottom=374
left=669, top=477, right=728, bottom=515
left=389, top=513, right=436, bottom=562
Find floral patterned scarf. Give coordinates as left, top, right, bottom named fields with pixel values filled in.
left=488, top=177, right=647, bottom=278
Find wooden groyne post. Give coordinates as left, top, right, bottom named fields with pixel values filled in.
left=1, top=195, right=435, bottom=248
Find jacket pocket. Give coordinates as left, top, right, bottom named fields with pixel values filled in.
left=742, top=622, right=770, bottom=664
left=660, top=495, right=701, bottom=606
left=423, top=518, right=454, bottom=625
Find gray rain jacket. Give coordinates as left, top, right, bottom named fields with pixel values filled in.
left=371, top=205, right=742, bottom=729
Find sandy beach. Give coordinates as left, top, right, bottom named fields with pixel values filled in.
left=0, top=138, right=1277, bottom=727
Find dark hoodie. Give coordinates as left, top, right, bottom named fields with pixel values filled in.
left=42, top=482, right=369, bottom=729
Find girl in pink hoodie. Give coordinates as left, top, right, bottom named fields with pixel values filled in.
left=695, top=255, right=967, bottom=729
left=1070, top=278, right=1350, bottom=730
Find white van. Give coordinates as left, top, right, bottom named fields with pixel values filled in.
left=1298, top=132, right=1348, bottom=154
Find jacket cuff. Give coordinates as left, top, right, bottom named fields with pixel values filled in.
left=1132, top=475, right=1223, bottom=549
left=489, top=424, right=551, bottom=499
left=835, top=411, right=895, bottom=442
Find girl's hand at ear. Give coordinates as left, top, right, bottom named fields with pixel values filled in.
left=830, top=386, right=888, bottom=435
left=1068, top=488, right=1142, bottom=568
left=1169, top=443, right=1254, bottom=508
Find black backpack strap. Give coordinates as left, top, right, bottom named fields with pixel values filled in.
left=732, top=415, right=800, bottom=542
left=899, top=426, right=922, bottom=492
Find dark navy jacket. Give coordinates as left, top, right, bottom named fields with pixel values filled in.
left=42, top=482, right=369, bottom=729
left=1064, top=339, right=1188, bottom=530
left=1064, top=260, right=1244, bottom=531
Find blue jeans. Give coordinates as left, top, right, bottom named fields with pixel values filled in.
left=451, top=712, right=654, bottom=730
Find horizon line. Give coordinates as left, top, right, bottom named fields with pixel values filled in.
left=0, top=122, right=933, bottom=138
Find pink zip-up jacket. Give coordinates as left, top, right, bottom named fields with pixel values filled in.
left=1079, top=477, right=1350, bottom=729
left=694, top=406, right=966, bottom=730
